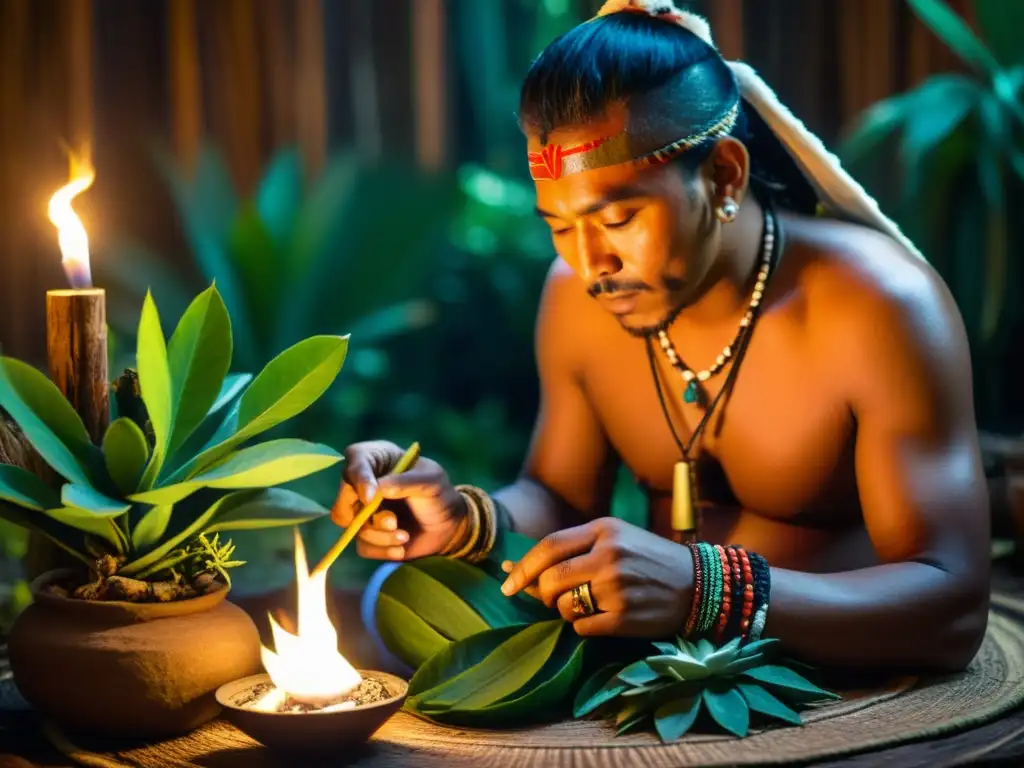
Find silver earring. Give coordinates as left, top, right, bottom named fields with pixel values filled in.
left=716, top=196, right=739, bottom=224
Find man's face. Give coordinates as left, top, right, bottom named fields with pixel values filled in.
left=529, top=110, right=718, bottom=334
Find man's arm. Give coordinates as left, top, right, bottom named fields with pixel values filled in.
left=764, top=252, right=990, bottom=671
left=493, top=261, right=619, bottom=540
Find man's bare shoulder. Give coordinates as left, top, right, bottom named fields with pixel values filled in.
left=782, top=215, right=973, bottom=418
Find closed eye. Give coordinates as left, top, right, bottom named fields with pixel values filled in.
left=604, top=211, right=638, bottom=229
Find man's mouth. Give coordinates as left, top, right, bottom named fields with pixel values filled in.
left=600, top=291, right=640, bottom=315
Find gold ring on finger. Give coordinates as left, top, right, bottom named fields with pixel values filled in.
left=571, top=582, right=597, bottom=617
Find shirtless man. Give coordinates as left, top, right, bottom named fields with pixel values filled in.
left=333, top=1, right=990, bottom=671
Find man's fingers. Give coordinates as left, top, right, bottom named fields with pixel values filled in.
left=358, top=524, right=409, bottom=548
left=376, top=466, right=442, bottom=499
left=500, top=522, right=600, bottom=596
left=343, top=456, right=381, bottom=505
left=536, top=552, right=603, bottom=608
left=572, top=611, right=622, bottom=637
left=356, top=540, right=406, bottom=561
left=331, top=483, right=359, bottom=527
left=372, top=511, right=397, bottom=530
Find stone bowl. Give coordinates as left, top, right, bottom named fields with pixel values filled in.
left=215, top=671, right=408, bottom=754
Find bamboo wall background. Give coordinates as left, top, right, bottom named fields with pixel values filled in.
left=0, top=0, right=973, bottom=365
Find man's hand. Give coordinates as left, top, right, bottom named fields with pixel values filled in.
left=332, top=440, right=467, bottom=560
left=500, top=517, right=694, bottom=638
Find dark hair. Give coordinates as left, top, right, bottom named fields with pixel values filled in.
left=518, top=11, right=818, bottom=214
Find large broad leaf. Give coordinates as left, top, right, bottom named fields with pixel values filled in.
left=131, top=504, right=174, bottom=552
left=0, top=357, right=98, bottom=486
left=169, top=335, right=348, bottom=481
left=899, top=75, right=979, bottom=167
left=574, top=663, right=629, bottom=717
left=375, top=592, right=451, bottom=670
left=434, top=630, right=589, bottom=727
left=974, top=0, right=1024, bottom=67
left=256, top=148, right=304, bottom=248
left=132, top=439, right=341, bottom=505
left=379, top=563, right=490, bottom=641
left=736, top=682, right=803, bottom=726
left=164, top=373, right=250, bottom=476
left=102, top=417, right=150, bottom=495
left=61, top=484, right=130, bottom=516
left=617, top=660, right=660, bottom=686
left=166, top=284, right=232, bottom=459
left=0, top=465, right=60, bottom=510
left=0, top=500, right=90, bottom=564
left=742, top=665, right=841, bottom=701
left=414, top=620, right=564, bottom=712
left=407, top=623, right=527, bottom=701
left=654, top=693, right=702, bottom=742
left=45, top=506, right=125, bottom=552
left=702, top=684, right=750, bottom=738
left=646, top=652, right=711, bottom=681
left=202, top=487, right=331, bottom=533
left=118, top=489, right=261, bottom=576
left=228, top=205, right=278, bottom=360
left=136, top=291, right=173, bottom=489
left=907, top=0, right=1000, bottom=76
left=406, top=557, right=555, bottom=628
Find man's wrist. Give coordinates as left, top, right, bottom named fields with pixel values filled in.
left=440, top=485, right=502, bottom=563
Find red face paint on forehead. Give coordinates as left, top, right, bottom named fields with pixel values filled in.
left=527, top=137, right=611, bottom=181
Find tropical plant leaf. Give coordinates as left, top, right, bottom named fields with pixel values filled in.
left=841, top=97, right=908, bottom=162
left=418, top=620, right=564, bottom=711
left=721, top=653, right=765, bottom=676
left=694, top=638, right=715, bottom=662
left=118, top=489, right=261, bottom=576
left=974, top=0, right=1024, bottom=67
left=170, top=335, right=348, bottom=480
left=574, top=663, right=629, bottom=717
left=615, top=699, right=651, bottom=734
left=60, top=484, right=130, bottom=516
left=229, top=205, right=278, bottom=356
left=102, top=417, right=150, bottom=495
left=652, top=641, right=680, bottom=655
left=136, top=291, right=173, bottom=489
left=617, top=660, right=660, bottom=686
left=654, top=692, right=702, bottom=742
left=742, top=665, right=841, bottom=701
left=202, top=487, right=331, bottom=533
left=407, top=556, right=554, bottom=628
left=737, top=682, right=803, bottom=726
left=165, top=374, right=249, bottom=476
left=430, top=631, right=589, bottom=727
left=703, top=684, right=750, bottom=738
left=165, top=283, right=232, bottom=459
left=700, top=636, right=743, bottom=673
left=45, top=506, right=125, bottom=552
left=0, top=465, right=60, bottom=510
left=738, top=638, right=781, bottom=659
left=0, top=499, right=90, bottom=563
left=646, top=652, right=710, bottom=681
left=131, top=504, right=174, bottom=552
left=0, top=357, right=98, bottom=486
left=256, top=147, right=304, bottom=248
left=375, top=592, right=451, bottom=670
left=380, top=562, right=491, bottom=641
left=907, top=0, right=1000, bottom=76
left=407, top=624, right=527, bottom=701
left=899, top=75, right=978, bottom=169
left=133, top=439, right=342, bottom=505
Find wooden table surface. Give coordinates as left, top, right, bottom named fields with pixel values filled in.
left=3, top=557, right=1024, bottom=768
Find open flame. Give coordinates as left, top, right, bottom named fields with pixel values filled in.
left=258, top=528, right=363, bottom=710
left=48, top=149, right=95, bottom=289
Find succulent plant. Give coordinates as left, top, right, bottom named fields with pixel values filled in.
left=0, top=284, right=345, bottom=599
left=574, top=635, right=840, bottom=741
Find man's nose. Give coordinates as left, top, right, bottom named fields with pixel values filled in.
left=576, top=223, right=623, bottom=283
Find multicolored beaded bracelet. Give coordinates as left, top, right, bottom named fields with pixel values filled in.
left=684, top=541, right=772, bottom=645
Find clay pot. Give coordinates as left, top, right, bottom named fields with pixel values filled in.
left=7, top=569, right=262, bottom=738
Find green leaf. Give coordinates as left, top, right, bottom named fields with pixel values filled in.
left=899, top=75, right=979, bottom=166
left=60, top=484, right=130, bottom=516
left=210, top=373, right=251, bottom=414
left=136, top=291, right=173, bottom=489
left=407, top=557, right=554, bottom=628
left=131, top=504, right=173, bottom=552
left=45, top=507, right=124, bottom=552
left=102, top=417, right=150, bottom=495
left=615, top=699, right=651, bottom=734
left=0, top=357, right=98, bottom=486
left=375, top=592, right=451, bottom=670
left=721, top=653, right=765, bottom=676
left=907, top=0, right=1000, bottom=76
left=737, top=682, right=803, bottom=726
left=703, top=685, right=750, bottom=737
left=654, top=693, right=702, bottom=742
left=0, top=465, right=60, bottom=510
left=165, top=284, right=232, bottom=459
left=229, top=205, right=278, bottom=355
left=694, top=638, right=715, bottom=661
left=118, top=489, right=261, bottom=576
left=0, top=500, right=90, bottom=564
left=165, top=374, right=250, bottom=475
left=573, top=664, right=628, bottom=718
left=652, top=641, right=680, bottom=655
left=380, top=563, right=490, bottom=641
left=701, top=637, right=743, bottom=673
left=407, top=624, right=527, bottom=701
left=202, top=487, right=331, bottom=533
left=617, top=660, right=660, bottom=686
left=418, top=620, right=564, bottom=711
left=256, top=148, right=304, bottom=248
left=430, top=632, right=589, bottom=727
left=133, top=439, right=341, bottom=505
left=646, top=653, right=710, bottom=681
left=841, top=97, right=908, bottom=162
left=738, top=638, right=781, bottom=659
left=968, top=0, right=1024, bottom=67
left=170, top=335, right=348, bottom=480
left=742, top=665, right=841, bottom=701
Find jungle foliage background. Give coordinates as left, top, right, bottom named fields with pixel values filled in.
left=0, top=0, right=1020, bottom=613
